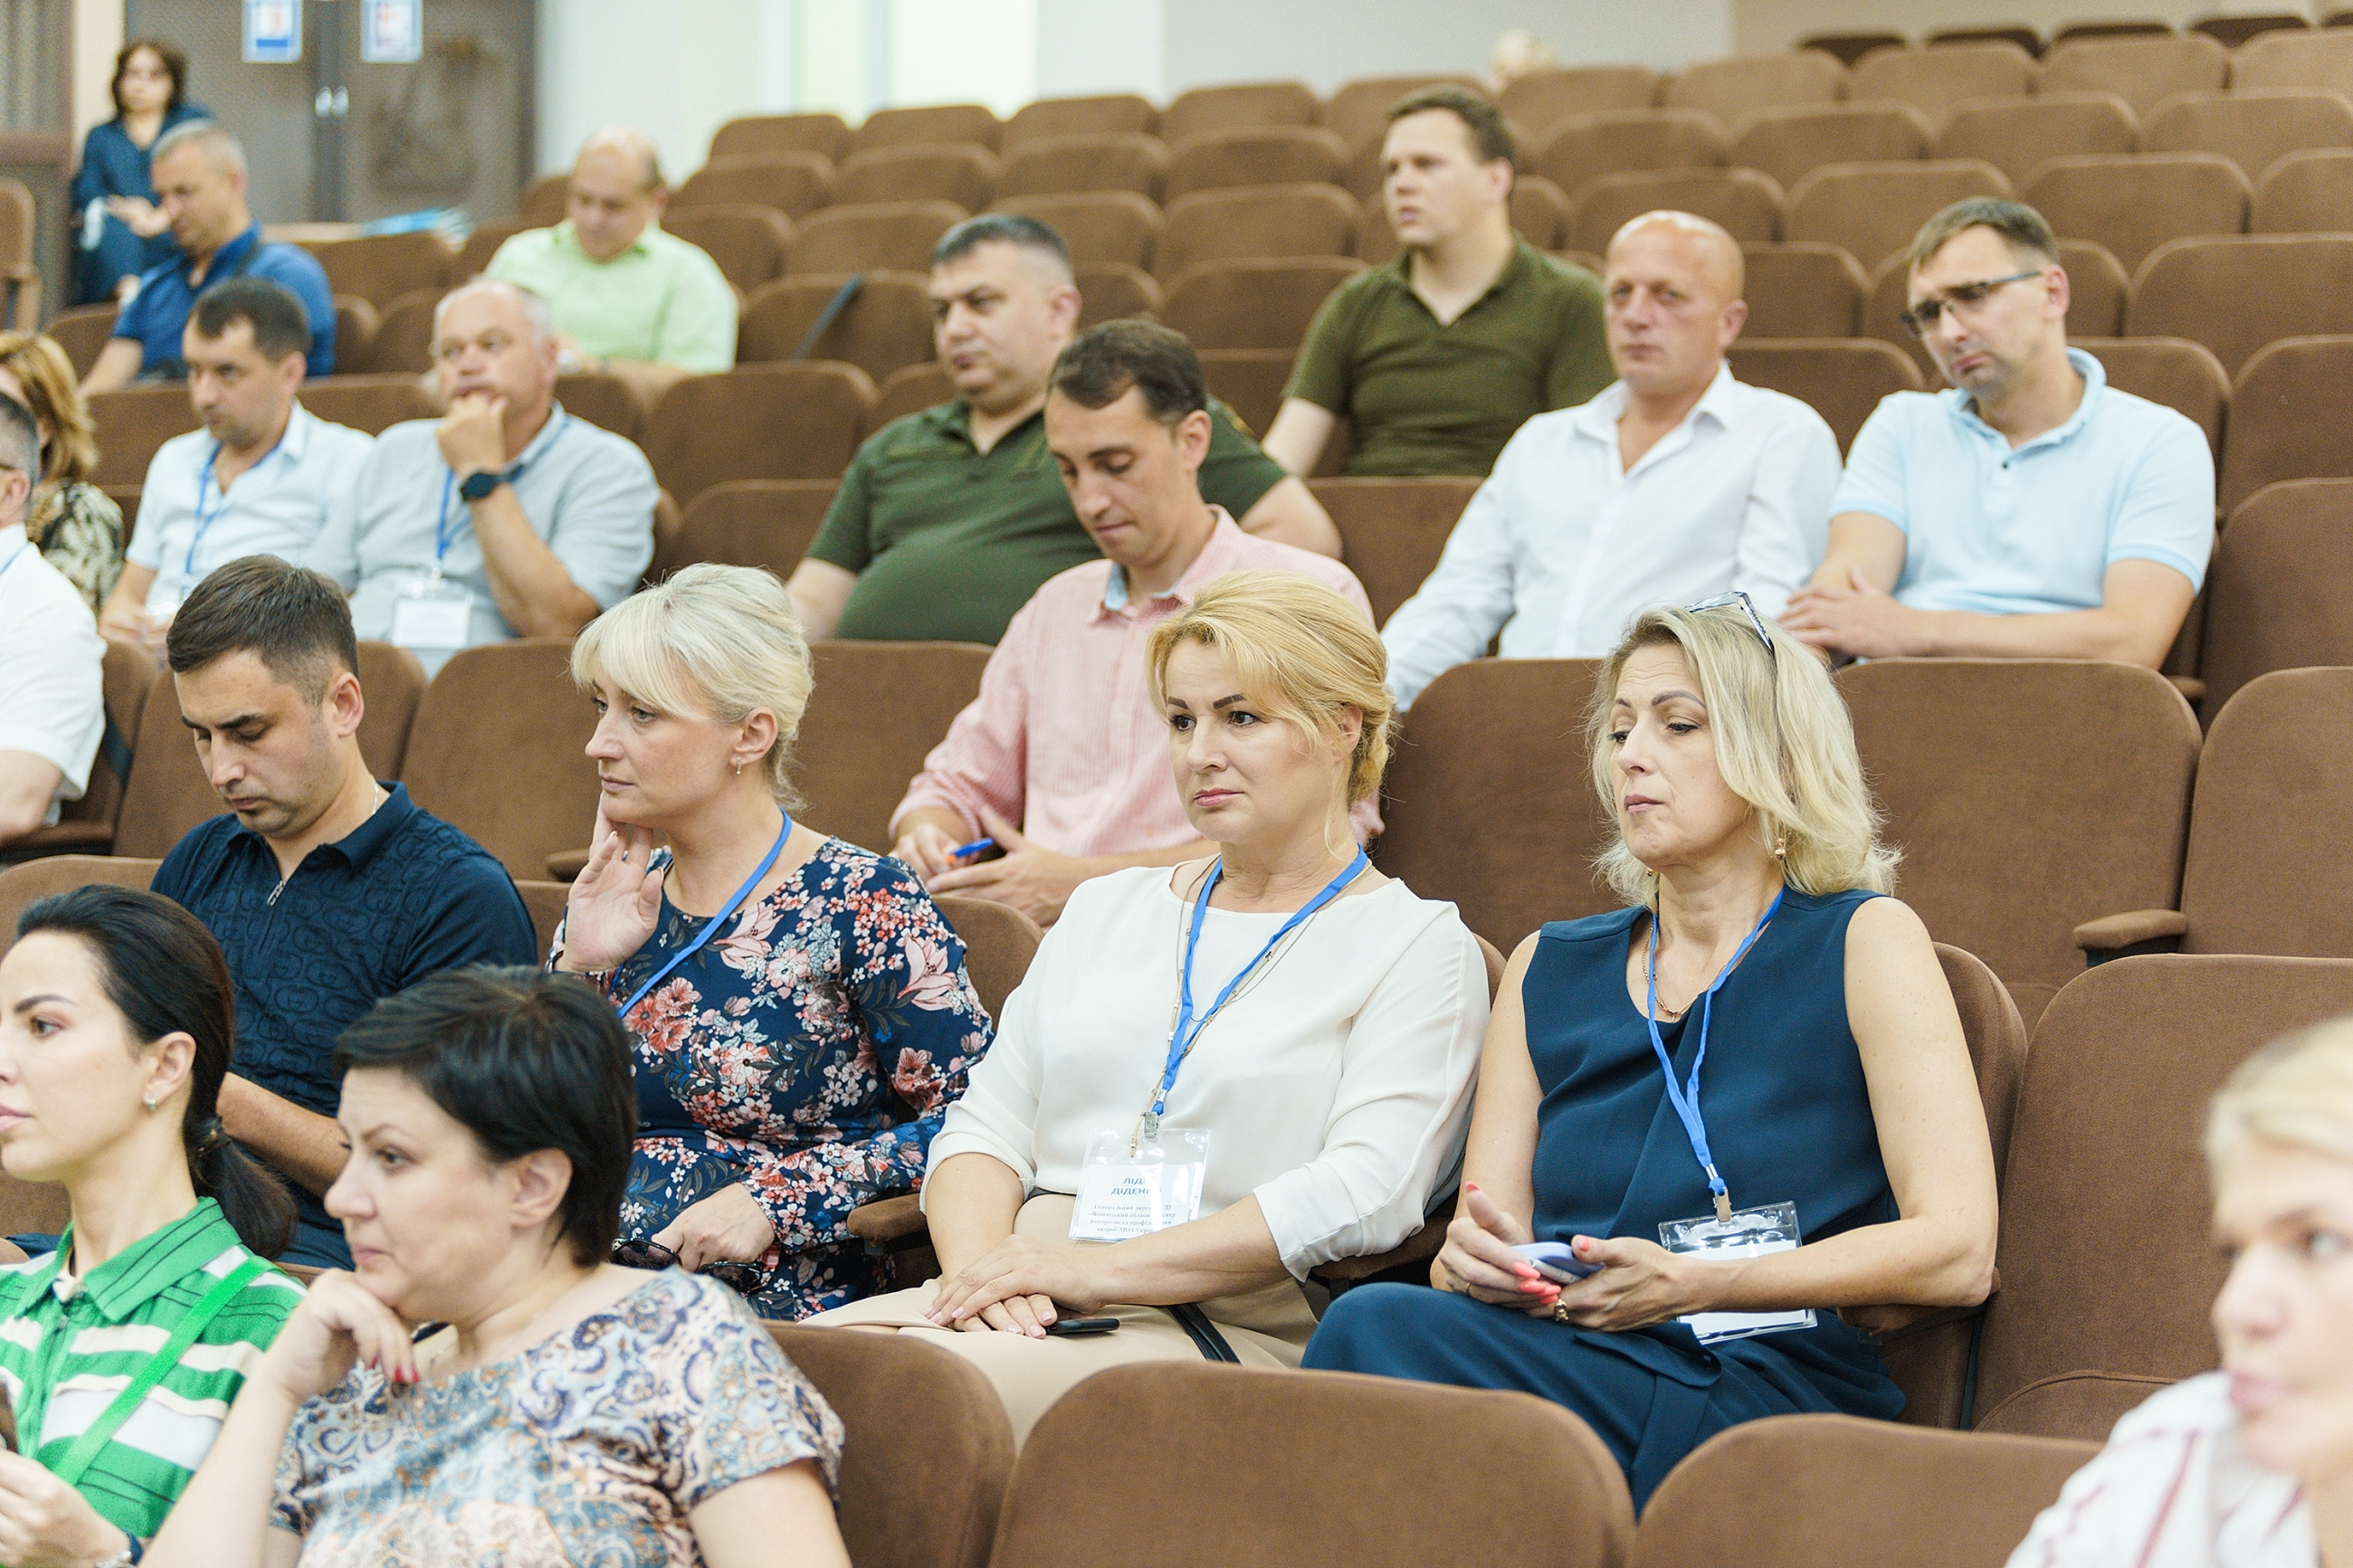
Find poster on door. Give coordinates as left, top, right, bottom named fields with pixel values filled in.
left=363, top=0, right=424, bottom=64
left=243, top=0, right=301, bottom=63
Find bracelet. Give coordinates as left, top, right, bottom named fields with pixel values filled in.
left=93, top=1528, right=139, bottom=1567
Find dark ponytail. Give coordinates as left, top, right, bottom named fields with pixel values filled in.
left=17, top=887, right=297, bottom=1259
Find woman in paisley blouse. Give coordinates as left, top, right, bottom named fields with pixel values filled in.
left=556, top=563, right=992, bottom=1318
left=0, top=332, right=124, bottom=615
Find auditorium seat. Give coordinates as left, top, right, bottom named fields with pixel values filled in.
left=2195, top=12, right=2309, bottom=49
left=1726, top=102, right=1932, bottom=192
left=2196, top=480, right=2353, bottom=718
left=1533, top=110, right=1728, bottom=197
left=2253, top=146, right=2353, bottom=230
left=1662, top=52, right=1850, bottom=125
left=1197, top=349, right=1296, bottom=439
left=641, top=363, right=873, bottom=506
left=649, top=479, right=836, bottom=587
left=299, top=375, right=442, bottom=435
left=833, top=144, right=1001, bottom=212
left=1153, top=184, right=1360, bottom=280
left=1929, top=92, right=2139, bottom=188
left=990, top=191, right=1163, bottom=270
left=988, top=1364, right=1633, bottom=1568
left=2035, top=32, right=2230, bottom=119
left=1840, top=660, right=2199, bottom=1028
left=2129, top=233, right=2353, bottom=376
left=710, top=111, right=851, bottom=164
left=851, top=103, right=999, bottom=156
left=1739, top=242, right=1868, bottom=337
left=1321, top=74, right=1483, bottom=149
left=1564, top=168, right=1786, bottom=254
left=1863, top=240, right=2129, bottom=380
left=1800, top=32, right=1906, bottom=68
left=1725, top=338, right=1922, bottom=452
left=1930, top=25, right=2043, bottom=55
left=738, top=272, right=934, bottom=384
left=1000, top=92, right=1157, bottom=148
left=400, top=639, right=598, bottom=884
left=1, top=640, right=149, bottom=860
left=43, top=303, right=114, bottom=377
left=995, top=134, right=1168, bottom=202
left=661, top=204, right=795, bottom=295
left=2024, top=152, right=2250, bottom=276
left=1307, top=475, right=1479, bottom=626
left=1164, top=126, right=1348, bottom=201
left=517, top=173, right=567, bottom=224
left=2142, top=88, right=2353, bottom=185
left=932, top=895, right=1045, bottom=1025
left=1847, top=39, right=2038, bottom=125
left=2070, top=337, right=2230, bottom=461
left=1785, top=158, right=2012, bottom=273
left=1073, top=264, right=1162, bottom=327
left=1357, top=177, right=1572, bottom=264
left=796, top=641, right=993, bottom=854
left=2228, top=26, right=2353, bottom=97
left=0, top=856, right=155, bottom=964
left=1496, top=65, right=1663, bottom=139
left=330, top=297, right=380, bottom=375
left=510, top=879, right=568, bottom=956
left=2215, top=335, right=2353, bottom=509
left=1157, top=81, right=1319, bottom=147
left=1159, top=258, right=1365, bottom=351
left=305, top=230, right=455, bottom=309
left=871, top=363, right=953, bottom=432
left=1970, top=954, right=2353, bottom=1438
left=452, top=217, right=528, bottom=282
left=673, top=154, right=835, bottom=221
left=554, top=371, right=647, bottom=443
left=87, top=385, right=196, bottom=488
left=788, top=200, right=967, bottom=275
left=1630, top=1415, right=2093, bottom=1568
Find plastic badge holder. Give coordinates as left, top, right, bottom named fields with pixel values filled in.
left=1511, top=1240, right=1600, bottom=1284
left=1657, top=1200, right=1816, bottom=1345
left=1069, top=1126, right=1211, bottom=1242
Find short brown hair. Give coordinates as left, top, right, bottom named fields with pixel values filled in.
left=1909, top=197, right=2060, bottom=273
left=0, top=332, right=97, bottom=483
left=1050, top=319, right=1207, bottom=427
left=111, top=39, right=189, bottom=118
left=1386, top=84, right=1516, bottom=168
left=167, top=555, right=360, bottom=704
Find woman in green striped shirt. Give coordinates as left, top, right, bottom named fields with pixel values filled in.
left=0, top=886, right=302, bottom=1568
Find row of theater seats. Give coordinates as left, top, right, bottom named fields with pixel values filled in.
left=1808, top=13, right=2347, bottom=60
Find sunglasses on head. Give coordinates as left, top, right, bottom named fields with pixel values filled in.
left=1684, top=590, right=1776, bottom=662
left=612, top=1237, right=764, bottom=1297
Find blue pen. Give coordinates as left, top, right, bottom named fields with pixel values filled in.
left=949, top=837, right=996, bottom=860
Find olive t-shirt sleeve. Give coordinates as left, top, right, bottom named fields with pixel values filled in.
left=1281, top=280, right=1362, bottom=413
left=1543, top=262, right=1615, bottom=412
left=1197, top=402, right=1289, bottom=520
left=805, top=442, right=879, bottom=573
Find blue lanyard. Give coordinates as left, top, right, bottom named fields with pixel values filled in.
left=183, top=433, right=284, bottom=577
left=1150, top=849, right=1368, bottom=1131
left=1644, top=887, right=1783, bottom=1224
left=618, top=812, right=792, bottom=1018
left=435, top=413, right=569, bottom=574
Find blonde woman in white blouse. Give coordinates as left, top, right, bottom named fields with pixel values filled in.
left=813, top=570, right=1488, bottom=1440
left=2007, top=1019, right=2353, bottom=1568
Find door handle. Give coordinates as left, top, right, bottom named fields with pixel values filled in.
left=332, top=87, right=348, bottom=118
left=314, top=88, right=332, bottom=117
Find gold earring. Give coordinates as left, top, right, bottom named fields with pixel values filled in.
left=1772, top=833, right=1788, bottom=860
left=734, top=762, right=743, bottom=778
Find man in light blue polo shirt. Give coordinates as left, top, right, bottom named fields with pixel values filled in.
left=302, top=278, right=655, bottom=675
left=1783, top=199, right=2211, bottom=669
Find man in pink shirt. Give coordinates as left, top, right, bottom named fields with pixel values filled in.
left=888, top=320, right=1371, bottom=925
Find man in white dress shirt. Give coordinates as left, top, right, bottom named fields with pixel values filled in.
left=1379, top=211, right=1842, bottom=708
left=0, top=395, right=104, bottom=844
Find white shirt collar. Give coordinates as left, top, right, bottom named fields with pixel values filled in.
left=1569, top=360, right=1739, bottom=443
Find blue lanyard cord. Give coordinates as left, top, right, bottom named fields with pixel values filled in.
left=1643, top=887, right=1784, bottom=1223
left=437, top=413, right=570, bottom=571
left=618, top=812, right=792, bottom=1018
left=1153, top=848, right=1369, bottom=1122
left=184, top=432, right=287, bottom=578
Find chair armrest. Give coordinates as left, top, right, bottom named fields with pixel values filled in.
left=1839, top=1269, right=2000, bottom=1344
left=546, top=847, right=592, bottom=881
left=845, top=1192, right=928, bottom=1245
left=0, top=822, right=116, bottom=863
left=2073, top=909, right=2188, bottom=957
left=2167, top=675, right=2206, bottom=704
left=1310, top=1220, right=1447, bottom=1288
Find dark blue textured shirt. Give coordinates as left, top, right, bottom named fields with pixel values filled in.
left=113, top=222, right=337, bottom=377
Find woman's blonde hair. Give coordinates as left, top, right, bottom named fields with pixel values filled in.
left=1586, top=603, right=1898, bottom=908
left=2206, top=1018, right=2353, bottom=1175
left=1146, top=569, right=1393, bottom=806
left=0, top=332, right=97, bottom=483
left=570, top=564, right=813, bottom=808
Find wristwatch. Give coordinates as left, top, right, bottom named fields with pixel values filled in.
left=457, top=470, right=509, bottom=502
left=94, top=1529, right=141, bottom=1565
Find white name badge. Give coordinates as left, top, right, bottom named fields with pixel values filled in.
left=1659, top=1201, right=1817, bottom=1345
left=391, top=578, right=472, bottom=651
left=1069, top=1126, right=1210, bottom=1242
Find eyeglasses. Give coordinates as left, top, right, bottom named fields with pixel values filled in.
left=1685, top=590, right=1776, bottom=662
left=612, top=1237, right=764, bottom=1296
left=1897, top=270, right=2045, bottom=338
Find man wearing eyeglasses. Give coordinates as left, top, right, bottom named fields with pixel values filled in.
left=1781, top=199, right=2211, bottom=668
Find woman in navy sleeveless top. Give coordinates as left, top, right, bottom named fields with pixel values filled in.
left=1306, top=597, right=2000, bottom=1506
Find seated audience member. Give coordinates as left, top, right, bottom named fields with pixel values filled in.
left=815, top=572, right=1488, bottom=1443
left=486, top=125, right=737, bottom=379
left=153, top=556, right=539, bottom=1269
left=0, top=887, right=302, bottom=1562
left=98, top=280, right=372, bottom=653
left=2005, top=1021, right=2353, bottom=1568
left=81, top=121, right=335, bottom=394
left=302, top=279, right=657, bottom=675
left=789, top=214, right=1336, bottom=647
left=1382, top=211, right=1839, bottom=709
left=1303, top=598, right=2000, bottom=1507
left=887, top=321, right=1372, bottom=926
left=0, top=395, right=104, bottom=847
left=554, top=565, right=990, bottom=1319
left=145, top=967, right=851, bottom=1568
left=1263, top=85, right=1611, bottom=480
left=0, top=329, right=125, bottom=615
left=71, top=39, right=209, bottom=306
left=1781, top=199, right=2213, bottom=668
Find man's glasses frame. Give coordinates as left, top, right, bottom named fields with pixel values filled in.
left=1897, top=269, right=2047, bottom=339
left=1685, top=590, right=1776, bottom=662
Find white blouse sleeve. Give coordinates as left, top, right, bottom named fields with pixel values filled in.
left=920, top=912, right=1054, bottom=1200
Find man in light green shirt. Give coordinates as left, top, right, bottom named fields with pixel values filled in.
left=485, top=126, right=737, bottom=375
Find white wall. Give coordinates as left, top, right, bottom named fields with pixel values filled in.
left=536, top=0, right=773, bottom=180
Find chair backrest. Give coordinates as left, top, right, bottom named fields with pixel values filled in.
left=1157, top=81, right=1320, bottom=147
left=1198, top=349, right=1297, bottom=439
left=306, top=231, right=455, bottom=309
left=2035, top=32, right=2231, bottom=119
left=2254, top=145, right=2353, bottom=232
left=2178, top=669, right=2353, bottom=955
left=674, top=154, right=835, bottom=221
left=1159, top=258, right=1364, bottom=352
left=766, top=1323, right=1013, bottom=1568
left=1728, top=102, right=1932, bottom=193
left=1841, top=660, right=2199, bottom=1028
left=1164, top=126, right=1348, bottom=203
left=642, top=363, right=874, bottom=506
left=995, top=135, right=1168, bottom=204
left=1804, top=32, right=1907, bottom=67
left=1311, top=476, right=1480, bottom=627
left=2128, top=233, right=2353, bottom=377
left=2053, top=21, right=2177, bottom=43
left=1534, top=110, right=1727, bottom=199
left=1929, top=91, right=2139, bottom=188
left=988, top=190, right=1163, bottom=270
left=795, top=641, right=993, bottom=855
left=1154, top=184, right=1360, bottom=280
left=710, top=111, right=852, bottom=164
left=1497, top=66, right=1663, bottom=139
left=870, top=363, right=954, bottom=434
left=1931, top=26, right=2044, bottom=55
left=1786, top=158, right=2012, bottom=272
left=2144, top=88, right=2353, bottom=185
left=1739, top=242, right=1869, bottom=337
left=2029, top=147, right=2257, bottom=280
left=931, top=894, right=1043, bottom=1022
left=1975, top=954, right=2353, bottom=1437
left=1564, top=168, right=1785, bottom=253
left=87, top=385, right=199, bottom=489
left=1631, top=1413, right=2094, bottom=1568
left=52, top=639, right=154, bottom=840
left=553, top=370, right=647, bottom=444
left=1663, top=51, right=1850, bottom=125
left=789, top=200, right=968, bottom=275
left=1001, top=93, right=1156, bottom=148
left=399, top=639, right=600, bottom=882
left=1356, top=179, right=1574, bottom=265
left=511, top=879, right=568, bottom=957
left=2230, top=26, right=2353, bottom=97
left=1378, top=658, right=1615, bottom=948
left=1321, top=74, right=1485, bottom=150
left=2071, top=336, right=2230, bottom=461
left=834, top=144, right=1002, bottom=212
left=661, top=204, right=795, bottom=295
left=853, top=103, right=1000, bottom=156
left=988, top=1363, right=1633, bottom=1568
left=2200, top=478, right=2353, bottom=718
left=2216, top=333, right=2353, bottom=511
left=738, top=272, right=934, bottom=384
left=1849, top=40, right=2038, bottom=126
left=330, top=297, right=381, bottom=375
left=300, top=375, right=443, bottom=436
left=1862, top=242, right=2127, bottom=379
left=516, top=172, right=567, bottom=224
left=364, top=288, right=437, bottom=375
left=1724, top=337, right=1923, bottom=453
left=452, top=217, right=529, bottom=283
left=1073, top=265, right=1162, bottom=328
left=44, top=304, right=118, bottom=379
left=2198, top=13, right=2309, bottom=48
left=651, top=478, right=837, bottom=585
left=0, top=854, right=158, bottom=953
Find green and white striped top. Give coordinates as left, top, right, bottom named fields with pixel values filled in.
left=0, top=1199, right=304, bottom=1539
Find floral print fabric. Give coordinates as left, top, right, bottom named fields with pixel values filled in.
left=31, top=481, right=124, bottom=616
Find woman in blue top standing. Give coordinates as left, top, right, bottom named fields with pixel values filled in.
left=1304, top=595, right=1999, bottom=1506
left=71, top=40, right=209, bottom=307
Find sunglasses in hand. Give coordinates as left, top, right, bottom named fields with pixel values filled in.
left=612, top=1236, right=765, bottom=1297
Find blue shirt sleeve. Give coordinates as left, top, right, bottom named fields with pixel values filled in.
left=1828, top=394, right=1922, bottom=534
left=252, top=245, right=339, bottom=376
left=2104, top=413, right=2216, bottom=593
left=112, top=266, right=157, bottom=345
left=394, top=851, right=541, bottom=987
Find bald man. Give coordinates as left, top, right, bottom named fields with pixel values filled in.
left=485, top=126, right=737, bottom=377
left=1379, top=211, right=1842, bottom=708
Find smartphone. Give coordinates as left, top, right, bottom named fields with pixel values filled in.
left=1512, top=1240, right=1600, bottom=1285
left=0, top=1382, right=16, bottom=1453
left=1044, top=1315, right=1120, bottom=1337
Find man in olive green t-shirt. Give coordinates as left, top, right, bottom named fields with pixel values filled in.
left=1264, top=84, right=1611, bottom=480
left=788, top=215, right=1336, bottom=645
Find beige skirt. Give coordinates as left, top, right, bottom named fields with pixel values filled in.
left=806, top=1194, right=1323, bottom=1445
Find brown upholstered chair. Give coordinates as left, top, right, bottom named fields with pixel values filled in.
left=299, top=375, right=443, bottom=436
left=399, top=640, right=598, bottom=883
left=1724, top=338, right=1923, bottom=453
left=451, top=218, right=528, bottom=285
left=649, top=478, right=837, bottom=585
left=44, top=304, right=117, bottom=379
left=1073, top=265, right=1162, bottom=328
left=2198, top=481, right=2353, bottom=729
left=1001, top=93, right=1156, bottom=148
left=517, top=173, right=567, bottom=224
left=2196, top=13, right=2310, bottom=48
left=871, top=363, right=953, bottom=432
left=1321, top=74, right=1484, bottom=148
left=1738, top=242, right=1868, bottom=337
left=1972, top=954, right=2353, bottom=1437
left=1728, top=102, right=1932, bottom=192
left=330, top=297, right=381, bottom=375
left=364, top=289, right=438, bottom=375
left=0, top=857, right=158, bottom=958
left=789, top=200, right=968, bottom=276
left=1631, top=1414, right=2094, bottom=1568
left=305, top=231, right=456, bottom=309
left=738, top=272, right=934, bottom=383
left=2059, top=337, right=2228, bottom=466
left=709, top=111, right=852, bottom=164
left=552, top=371, right=647, bottom=443
left=1164, top=126, right=1348, bottom=202
left=2144, top=88, right=2353, bottom=185
left=2128, top=233, right=2353, bottom=376
left=1931, top=26, right=2044, bottom=55
left=766, top=1324, right=1013, bottom=1568
left=1802, top=32, right=1907, bottom=68
left=1863, top=242, right=2128, bottom=380
left=852, top=105, right=999, bottom=156
left=1197, top=349, right=1297, bottom=439
left=1154, top=184, right=1359, bottom=280
left=1356, top=178, right=1573, bottom=265
left=1497, top=66, right=1663, bottom=140
left=511, top=879, right=569, bottom=957
left=0, top=641, right=153, bottom=861
left=2035, top=33, right=2230, bottom=119
left=1930, top=91, right=2139, bottom=189
left=1563, top=168, right=1785, bottom=253
left=673, top=154, right=835, bottom=222
left=1533, top=110, right=1728, bottom=199
left=661, top=204, right=795, bottom=295
left=1848, top=39, right=2037, bottom=126
left=1839, top=660, right=2200, bottom=1028
left=929, top=894, right=1043, bottom=1024
left=989, top=1363, right=1633, bottom=1568
left=1159, top=258, right=1363, bottom=352
left=1662, top=52, right=1850, bottom=126
left=988, top=190, right=1162, bottom=269
left=2254, top=146, right=2353, bottom=231
left=87, top=385, right=198, bottom=488
left=2215, top=335, right=2353, bottom=508
left=833, top=145, right=1001, bottom=212
left=2230, top=26, right=2353, bottom=97
left=1312, top=476, right=1481, bottom=627
left=1157, top=81, right=1319, bottom=147
left=0, top=177, right=36, bottom=329
left=1786, top=158, right=2012, bottom=274
left=642, top=363, right=873, bottom=506
left=2027, top=152, right=2256, bottom=277
left=795, top=641, right=992, bottom=855
left=994, top=135, right=1167, bottom=203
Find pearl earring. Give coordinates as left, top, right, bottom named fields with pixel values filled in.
left=143, top=1095, right=157, bottom=1111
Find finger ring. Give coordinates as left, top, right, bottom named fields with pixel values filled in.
left=1551, top=1299, right=1574, bottom=1324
